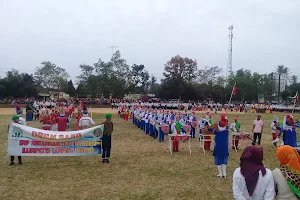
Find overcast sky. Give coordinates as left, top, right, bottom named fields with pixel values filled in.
left=0, top=0, right=299, bottom=81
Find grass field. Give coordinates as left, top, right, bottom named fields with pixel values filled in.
left=1, top=111, right=299, bottom=200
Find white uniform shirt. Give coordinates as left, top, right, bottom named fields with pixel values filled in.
left=171, top=122, right=178, bottom=134
left=233, top=167, right=274, bottom=200
left=230, top=122, right=239, bottom=132
left=79, top=116, right=95, bottom=128
left=145, top=114, right=149, bottom=123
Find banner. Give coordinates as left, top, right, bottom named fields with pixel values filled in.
left=8, top=123, right=103, bottom=156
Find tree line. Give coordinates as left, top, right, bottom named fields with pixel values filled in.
left=0, top=51, right=299, bottom=103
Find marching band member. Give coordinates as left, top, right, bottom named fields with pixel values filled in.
left=198, top=115, right=206, bottom=140
left=274, top=114, right=297, bottom=147
left=158, top=114, right=165, bottom=142
left=50, top=109, right=58, bottom=131
left=231, top=116, right=241, bottom=150
left=145, top=112, right=150, bottom=135
left=57, top=106, right=68, bottom=131
left=154, top=113, right=159, bottom=139
left=140, top=110, right=145, bottom=131
left=40, top=110, right=52, bottom=130
left=271, top=116, right=281, bottom=147
left=208, top=114, right=229, bottom=178
left=170, top=116, right=181, bottom=152
left=189, top=112, right=197, bottom=138
left=79, top=108, right=95, bottom=129
left=204, top=112, right=213, bottom=151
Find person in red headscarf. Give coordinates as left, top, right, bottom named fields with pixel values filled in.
left=232, top=146, right=274, bottom=199
left=208, top=114, right=229, bottom=178
left=274, top=114, right=297, bottom=147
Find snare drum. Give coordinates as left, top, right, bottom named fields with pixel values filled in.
left=183, top=125, right=191, bottom=132
left=239, top=133, right=250, bottom=140
left=42, top=124, right=51, bottom=130
left=161, top=125, right=170, bottom=134
left=191, top=121, right=197, bottom=128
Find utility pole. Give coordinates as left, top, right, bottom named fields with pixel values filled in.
left=227, top=25, right=233, bottom=78
left=107, top=45, right=119, bottom=57
left=278, top=73, right=281, bottom=102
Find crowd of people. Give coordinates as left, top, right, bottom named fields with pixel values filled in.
left=4, top=98, right=300, bottom=114
left=117, top=103, right=300, bottom=199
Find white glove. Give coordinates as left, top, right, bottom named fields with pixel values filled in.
left=273, top=137, right=279, bottom=144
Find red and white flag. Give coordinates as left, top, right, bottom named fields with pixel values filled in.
left=231, top=82, right=237, bottom=95
left=295, top=92, right=299, bottom=101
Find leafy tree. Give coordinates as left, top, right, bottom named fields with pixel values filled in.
left=290, top=75, right=298, bottom=85
left=128, top=64, right=150, bottom=94
left=198, top=66, right=222, bottom=84
left=0, top=69, right=37, bottom=98
left=163, top=55, right=198, bottom=100
left=281, top=90, right=291, bottom=101
left=34, top=61, right=69, bottom=95
left=276, top=65, right=289, bottom=74
left=66, top=80, right=76, bottom=97
left=77, top=64, right=94, bottom=84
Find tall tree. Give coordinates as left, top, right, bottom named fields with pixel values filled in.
left=77, top=64, right=94, bottom=84
left=0, top=69, right=37, bottom=98
left=128, top=64, right=150, bottom=94
left=66, top=80, right=76, bottom=97
left=163, top=55, right=197, bottom=100
left=34, top=61, right=69, bottom=95
left=276, top=65, right=289, bottom=74
left=198, top=66, right=222, bottom=84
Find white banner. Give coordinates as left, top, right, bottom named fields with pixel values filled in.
left=8, top=123, right=103, bottom=156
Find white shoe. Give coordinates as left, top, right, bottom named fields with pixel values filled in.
left=221, top=164, right=227, bottom=178
left=217, top=165, right=222, bottom=177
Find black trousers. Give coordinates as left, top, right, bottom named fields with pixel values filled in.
left=252, top=133, right=262, bottom=145
left=10, top=156, right=22, bottom=162
left=102, top=135, right=112, bottom=159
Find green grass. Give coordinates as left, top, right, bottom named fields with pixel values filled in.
left=0, top=112, right=299, bottom=200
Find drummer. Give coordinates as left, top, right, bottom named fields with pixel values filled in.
left=189, top=111, right=197, bottom=138
left=230, top=116, right=241, bottom=150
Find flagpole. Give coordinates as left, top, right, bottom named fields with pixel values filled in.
left=292, top=91, right=298, bottom=114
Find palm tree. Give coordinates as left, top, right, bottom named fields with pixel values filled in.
left=276, top=65, right=289, bottom=74
left=290, top=75, right=298, bottom=85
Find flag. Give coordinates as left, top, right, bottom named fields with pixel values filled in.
left=231, top=82, right=237, bottom=95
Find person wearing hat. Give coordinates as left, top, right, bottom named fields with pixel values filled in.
left=208, top=114, right=229, bottom=178
left=231, top=116, right=241, bottom=150
left=9, top=115, right=23, bottom=165
left=79, top=108, right=95, bottom=129
left=274, top=114, right=297, bottom=147
left=101, top=113, right=114, bottom=163
left=16, top=105, right=26, bottom=126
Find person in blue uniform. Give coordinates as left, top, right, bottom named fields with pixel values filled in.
left=208, top=114, right=229, bottom=178
left=189, top=112, right=197, bottom=138
left=274, top=114, right=297, bottom=147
